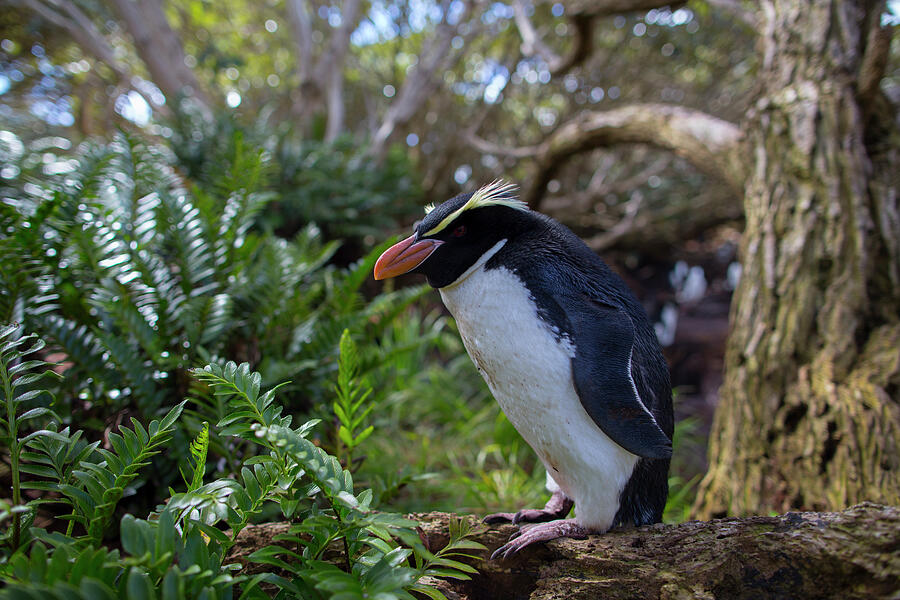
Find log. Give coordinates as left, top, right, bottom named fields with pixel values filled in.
left=229, top=502, right=899, bottom=599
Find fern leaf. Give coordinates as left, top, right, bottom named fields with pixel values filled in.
left=57, top=400, right=186, bottom=545
left=180, top=421, right=209, bottom=492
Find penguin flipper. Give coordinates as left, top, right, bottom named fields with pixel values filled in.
left=552, top=293, right=672, bottom=460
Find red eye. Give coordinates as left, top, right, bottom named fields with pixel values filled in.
left=453, top=225, right=467, bottom=237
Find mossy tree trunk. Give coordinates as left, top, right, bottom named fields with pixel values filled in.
left=694, top=0, right=900, bottom=518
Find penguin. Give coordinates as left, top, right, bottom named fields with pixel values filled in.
left=373, top=180, right=673, bottom=558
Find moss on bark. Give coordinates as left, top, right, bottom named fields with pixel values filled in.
left=694, top=0, right=900, bottom=518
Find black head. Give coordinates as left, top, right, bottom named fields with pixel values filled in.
left=374, top=181, right=533, bottom=288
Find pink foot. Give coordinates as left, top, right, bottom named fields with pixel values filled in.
left=491, top=518, right=589, bottom=560
left=483, top=490, right=574, bottom=525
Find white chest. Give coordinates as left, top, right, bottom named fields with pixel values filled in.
left=439, top=263, right=639, bottom=530
left=439, top=265, right=576, bottom=433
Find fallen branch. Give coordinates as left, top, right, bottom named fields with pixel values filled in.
left=230, top=502, right=899, bottom=599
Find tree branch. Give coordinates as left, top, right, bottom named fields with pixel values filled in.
left=229, top=503, right=900, bottom=599
left=510, top=0, right=592, bottom=75
left=285, top=0, right=314, bottom=86
left=19, top=0, right=129, bottom=81
left=511, top=0, right=563, bottom=68
left=318, top=0, right=362, bottom=141
left=567, top=0, right=686, bottom=18
left=463, top=132, right=542, bottom=158
left=522, top=104, right=743, bottom=206
left=107, top=0, right=211, bottom=115
left=369, top=0, right=474, bottom=158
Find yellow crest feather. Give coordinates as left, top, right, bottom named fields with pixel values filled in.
left=422, top=180, right=526, bottom=237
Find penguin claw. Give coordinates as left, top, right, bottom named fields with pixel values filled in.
left=482, top=512, right=517, bottom=524
left=485, top=491, right=574, bottom=526
left=490, top=519, right=589, bottom=560
left=512, top=508, right=560, bottom=524
left=483, top=509, right=557, bottom=525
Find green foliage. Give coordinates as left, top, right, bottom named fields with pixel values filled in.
left=265, top=135, right=421, bottom=240
left=0, top=324, right=62, bottom=550
left=663, top=416, right=704, bottom=524
left=165, top=109, right=422, bottom=243
left=187, top=360, right=485, bottom=598
left=59, top=402, right=185, bottom=545
left=1, top=335, right=483, bottom=600
left=2, top=541, right=122, bottom=598
left=332, top=330, right=375, bottom=471
left=179, top=421, right=209, bottom=493
left=0, top=130, right=442, bottom=511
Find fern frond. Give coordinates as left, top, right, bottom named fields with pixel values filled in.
left=332, top=330, right=375, bottom=469
left=59, top=400, right=185, bottom=544
left=38, top=315, right=109, bottom=383
left=256, top=423, right=355, bottom=501
left=180, top=421, right=209, bottom=492
left=191, top=362, right=292, bottom=438
left=20, top=426, right=100, bottom=507
left=155, top=191, right=218, bottom=297
left=1, top=324, right=63, bottom=549
left=180, top=294, right=233, bottom=347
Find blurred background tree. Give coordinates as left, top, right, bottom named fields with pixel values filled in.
left=1, top=0, right=898, bottom=525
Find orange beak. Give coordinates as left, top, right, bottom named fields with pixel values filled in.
left=374, top=235, right=444, bottom=280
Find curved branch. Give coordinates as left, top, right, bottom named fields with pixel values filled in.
left=550, top=13, right=594, bottom=75
left=554, top=1, right=755, bottom=74
left=567, top=0, right=686, bottom=18
left=463, top=132, right=542, bottom=158
left=523, top=104, right=743, bottom=206
left=512, top=1, right=594, bottom=75
left=20, top=0, right=128, bottom=81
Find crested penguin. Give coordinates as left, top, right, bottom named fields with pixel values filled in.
left=374, top=181, right=673, bottom=558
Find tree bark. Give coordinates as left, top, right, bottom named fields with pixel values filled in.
left=19, top=0, right=130, bottom=83
left=369, top=0, right=472, bottom=159
left=316, top=0, right=361, bottom=142
left=107, top=0, right=211, bottom=115
left=694, top=0, right=900, bottom=518
left=229, top=503, right=900, bottom=600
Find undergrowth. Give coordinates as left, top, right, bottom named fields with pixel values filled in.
left=0, top=324, right=484, bottom=598
left=0, top=131, right=445, bottom=514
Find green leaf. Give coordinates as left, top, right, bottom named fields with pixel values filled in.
left=126, top=567, right=157, bottom=600
left=353, top=425, right=374, bottom=446
left=17, top=407, right=57, bottom=422
left=20, top=430, right=72, bottom=445
left=335, top=490, right=359, bottom=509
left=409, top=583, right=451, bottom=600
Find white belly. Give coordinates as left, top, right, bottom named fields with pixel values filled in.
left=439, top=263, right=639, bottom=531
